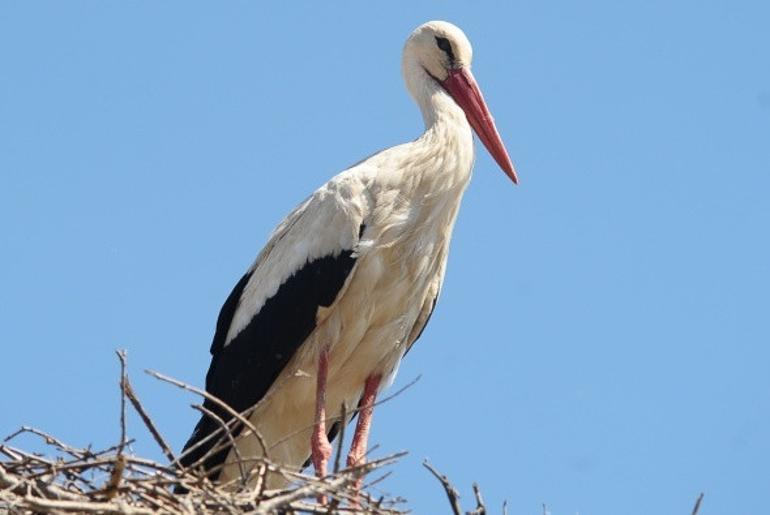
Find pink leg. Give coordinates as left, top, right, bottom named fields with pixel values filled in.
left=311, top=348, right=332, bottom=482
left=347, top=374, right=382, bottom=497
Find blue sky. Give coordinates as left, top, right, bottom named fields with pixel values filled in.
left=1, top=2, right=769, bottom=513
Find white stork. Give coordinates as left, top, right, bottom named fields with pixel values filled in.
left=180, top=20, right=517, bottom=489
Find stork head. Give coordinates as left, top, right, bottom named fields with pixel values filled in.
left=403, top=21, right=518, bottom=184
left=404, top=21, right=473, bottom=83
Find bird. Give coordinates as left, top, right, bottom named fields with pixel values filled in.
left=179, top=20, right=518, bottom=491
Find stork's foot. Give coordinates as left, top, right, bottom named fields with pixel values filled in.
left=346, top=374, right=381, bottom=505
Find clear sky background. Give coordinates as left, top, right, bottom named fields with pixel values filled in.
left=2, top=2, right=768, bottom=514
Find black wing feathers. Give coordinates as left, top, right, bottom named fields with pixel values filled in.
left=180, top=250, right=357, bottom=477
left=210, top=271, right=253, bottom=355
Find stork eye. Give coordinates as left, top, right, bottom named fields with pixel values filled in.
left=435, top=37, right=452, bottom=53
left=435, top=36, right=456, bottom=65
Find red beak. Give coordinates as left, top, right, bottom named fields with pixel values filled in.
left=441, top=68, right=518, bottom=184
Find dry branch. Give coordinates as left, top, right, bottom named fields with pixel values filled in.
left=691, top=492, right=704, bottom=515
left=423, top=459, right=463, bottom=515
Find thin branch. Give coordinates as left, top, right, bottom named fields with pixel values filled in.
left=5, top=426, right=81, bottom=459
left=122, top=374, right=177, bottom=465
left=20, top=496, right=155, bottom=514
left=99, top=454, right=126, bottom=500
left=145, top=369, right=269, bottom=459
left=691, top=492, right=704, bottom=515
left=333, top=401, right=348, bottom=474
left=362, top=470, right=393, bottom=490
left=468, top=482, right=486, bottom=515
left=191, top=404, right=247, bottom=485
left=423, top=459, right=462, bottom=515
left=116, top=350, right=128, bottom=457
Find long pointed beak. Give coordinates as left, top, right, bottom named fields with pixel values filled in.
left=441, top=68, right=518, bottom=184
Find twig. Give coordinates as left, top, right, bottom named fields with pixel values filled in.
left=192, top=404, right=248, bottom=485
left=367, top=375, right=422, bottom=413
left=363, top=470, right=393, bottom=490
left=333, top=401, right=348, bottom=474
left=5, top=426, right=81, bottom=459
left=122, top=374, right=177, bottom=465
left=254, top=462, right=268, bottom=501
left=691, top=492, right=704, bottom=515
left=145, top=369, right=269, bottom=459
left=176, top=414, right=231, bottom=466
left=423, top=459, right=462, bottom=515
left=99, top=454, right=126, bottom=500
left=257, top=473, right=351, bottom=513
left=468, top=482, right=486, bottom=515
left=98, top=350, right=130, bottom=500
left=116, top=350, right=128, bottom=457
left=20, top=496, right=155, bottom=514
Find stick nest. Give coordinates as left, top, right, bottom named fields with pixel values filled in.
left=0, top=351, right=407, bottom=514
left=0, top=425, right=405, bottom=514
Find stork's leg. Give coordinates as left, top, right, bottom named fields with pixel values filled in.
left=347, top=373, right=382, bottom=497
left=311, top=347, right=332, bottom=482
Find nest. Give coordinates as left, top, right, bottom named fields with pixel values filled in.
left=0, top=351, right=409, bottom=514
left=0, top=425, right=406, bottom=514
